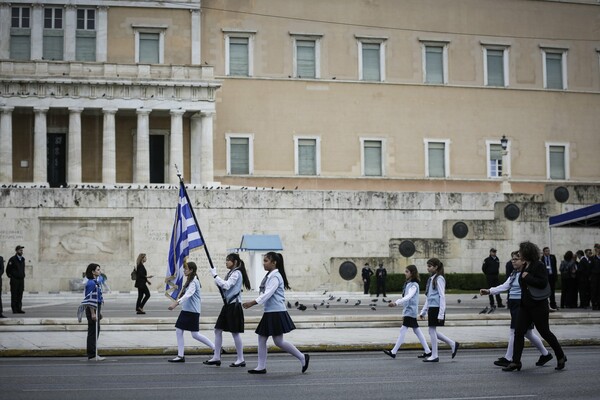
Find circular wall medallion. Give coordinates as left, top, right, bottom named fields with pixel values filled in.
left=504, top=203, right=520, bottom=221
left=554, top=186, right=569, bottom=203
left=398, top=240, right=416, bottom=257
left=452, top=222, right=469, bottom=239
left=339, top=261, right=357, bottom=281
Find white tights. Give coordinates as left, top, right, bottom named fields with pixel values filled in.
left=391, top=325, right=431, bottom=354
left=176, top=328, right=215, bottom=357
left=504, top=328, right=549, bottom=361
left=210, top=328, right=245, bottom=363
left=256, top=334, right=305, bottom=370
left=428, top=327, right=456, bottom=359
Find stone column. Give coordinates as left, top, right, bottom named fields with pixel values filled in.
left=33, top=107, right=49, bottom=184
left=96, top=6, right=108, bottom=62
left=64, top=5, right=77, bottom=60
left=134, top=108, right=151, bottom=183
left=169, top=109, right=185, bottom=184
left=102, top=108, right=117, bottom=183
left=0, top=106, right=14, bottom=182
left=190, top=9, right=201, bottom=65
left=67, top=107, right=83, bottom=183
left=31, top=4, right=44, bottom=60
left=190, top=113, right=202, bottom=184
left=0, top=3, right=11, bottom=59
left=200, top=111, right=215, bottom=184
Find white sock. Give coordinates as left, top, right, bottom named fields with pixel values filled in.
left=392, top=326, right=408, bottom=354
left=273, top=335, right=305, bottom=364
left=525, top=329, right=549, bottom=355
left=413, top=327, right=431, bottom=353
left=428, top=327, right=438, bottom=359
left=436, top=330, right=456, bottom=351
left=176, top=328, right=185, bottom=357
left=504, top=328, right=514, bottom=360
left=191, top=331, right=215, bottom=350
left=212, top=329, right=223, bottom=361
left=232, top=332, right=244, bottom=363
left=257, top=335, right=268, bottom=370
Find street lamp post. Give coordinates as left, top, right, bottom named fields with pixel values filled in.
left=500, top=135, right=511, bottom=193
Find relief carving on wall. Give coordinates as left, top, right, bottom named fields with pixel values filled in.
left=40, top=218, right=132, bottom=261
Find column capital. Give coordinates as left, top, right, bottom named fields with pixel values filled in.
left=68, top=107, right=84, bottom=113
left=0, top=106, right=15, bottom=113
left=136, top=108, right=152, bottom=116
left=0, top=3, right=10, bottom=10
left=65, top=4, right=77, bottom=10
left=102, top=107, right=118, bottom=114
left=170, top=108, right=186, bottom=117
left=201, top=110, right=215, bottom=118
left=33, top=106, right=49, bottom=114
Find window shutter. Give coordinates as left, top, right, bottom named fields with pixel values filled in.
left=546, top=53, right=563, bottom=89
left=10, top=31, right=31, bottom=60
left=426, top=46, right=443, bottom=84
left=139, top=33, right=159, bottom=64
left=362, top=43, right=380, bottom=81
left=230, top=138, right=250, bottom=175
left=297, top=40, right=315, bottom=78
left=298, top=139, right=316, bottom=175
left=43, top=30, right=64, bottom=60
left=364, top=140, right=382, bottom=176
left=487, top=49, right=504, bottom=86
left=428, top=142, right=445, bottom=177
left=549, top=146, right=565, bottom=179
left=229, top=37, right=249, bottom=76
left=76, top=32, right=96, bottom=61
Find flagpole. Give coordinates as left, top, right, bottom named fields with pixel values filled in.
left=175, top=169, right=226, bottom=304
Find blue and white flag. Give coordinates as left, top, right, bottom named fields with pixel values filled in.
left=165, top=182, right=204, bottom=300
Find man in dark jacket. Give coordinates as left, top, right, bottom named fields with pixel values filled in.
left=576, top=249, right=591, bottom=309
left=6, top=245, right=26, bottom=314
left=375, top=263, right=387, bottom=298
left=0, top=255, right=5, bottom=318
left=541, top=246, right=559, bottom=310
left=361, top=263, right=374, bottom=295
left=482, top=248, right=504, bottom=309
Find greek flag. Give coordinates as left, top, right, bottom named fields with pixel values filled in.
left=165, top=182, right=204, bottom=300
left=77, top=281, right=100, bottom=322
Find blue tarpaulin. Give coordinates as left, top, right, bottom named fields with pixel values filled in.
left=233, top=234, right=283, bottom=251
left=549, top=203, right=600, bottom=228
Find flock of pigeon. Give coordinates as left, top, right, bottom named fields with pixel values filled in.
left=287, top=290, right=393, bottom=312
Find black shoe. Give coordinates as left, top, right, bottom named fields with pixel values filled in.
left=423, top=357, right=439, bottom=363
left=536, top=353, right=553, bottom=366
left=452, top=342, right=460, bottom=359
left=203, top=359, right=221, bottom=366
left=383, top=350, right=396, bottom=359
left=302, top=354, right=310, bottom=373
left=555, top=356, right=567, bottom=370
left=497, top=304, right=505, bottom=308
left=15, top=310, right=25, bottom=314
left=494, top=357, right=511, bottom=367
left=502, top=362, right=522, bottom=371
left=417, top=352, right=432, bottom=359
left=168, top=356, right=185, bottom=363
left=229, top=361, right=246, bottom=367
left=136, top=310, right=145, bottom=314
left=0, top=314, right=6, bottom=318
left=248, top=369, right=267, bottom=374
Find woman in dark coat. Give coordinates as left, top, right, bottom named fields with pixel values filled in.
left=135, top=253, right=153, bottom=314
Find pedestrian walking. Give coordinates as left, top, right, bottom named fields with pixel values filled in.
left=135, top=253, right=153, bottom=314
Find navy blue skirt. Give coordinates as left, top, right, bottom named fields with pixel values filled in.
left=427, top=307, right=445, bottom=327
left=402, top=316, right=419, bottom=328
left=215, top=302, right=245, bottom=333
left=255, top=311, right=296, bottom=337
left=175, top=310, right=200, bottom=332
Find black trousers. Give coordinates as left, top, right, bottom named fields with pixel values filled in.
left=363, top=279, right=370, bottom=295
left=548, top=274, right=558, bottom=308
left=136, top=284, right=151, bottom=310
left=9, top=278, right=24, bottom=312
left=86, top=304, right=101, bottom=358
left=376, top=280, right=386, bottom=297
left=485, top=275, right=503, bottom=306
left=578, top=276, right=590, bottom=308
left=513, top=300, right=564, bottom=364
left=0, top=277, right=3, bottom=315
left=591, top=274, right=600, bottom=309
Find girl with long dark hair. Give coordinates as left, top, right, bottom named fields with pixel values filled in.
left=135, top=253, right=153, bottom=314
left=243, top=252, right=309, bottom=374
left=204, top=253, right=252, bottom=367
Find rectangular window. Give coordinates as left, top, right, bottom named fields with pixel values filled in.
left=424, top=45, right=445, bottom=84
left=44, top=7, right=63, bottom=29
left=139, top=32, right=160, bottom=64
left=77, top=9, right=96, bottom=30
left=548, top=144, right=567, bottom=180
left=488, top=143, right=503, bottom=178
left=426, top=141, right=448, bottom=178
left=363, top=139, right=383, bottom=176
left=544, top=50, right=566, bottom=90
left=295, top=137, right=320, bottom=176
left=11, top=7, right=30, bottom=28
left=10, top=7, right=31, bottom=60
left=296, top=40, right=316, bottom=78
left=228, top=37, right=250, bottom=76
left=484, top=47, right=508, bottom=87
left=227, top=136, right=253, bottom=175
left=362, top=43, right=381, bottom=81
